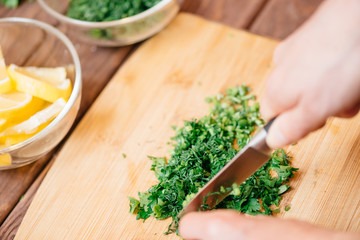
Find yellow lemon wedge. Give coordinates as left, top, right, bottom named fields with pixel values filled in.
left=22, top=66, right=67, bottom=85
left=0, top=153, right=11, bottom=166
left=0, top=119, right=6, bottom=128
left=7, top=64, right=72, bottom=103
left=0, top=92, right=44, bottom=128
left=0, top=98, right=66, bottom=146
left=0, top=47, right=13, bottom=94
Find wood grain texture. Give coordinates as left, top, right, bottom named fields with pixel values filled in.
left=250, top=0, right=323, bottom=39
left=0, top=153, right=52, bottom=224
left=0, top=157, right=55, bottom=240
left=282, top=117, right=360, bottom=232
left=15, top=13, right=279, bottom=239
left=16, top=13, right=360, bottom=239
left=181, top=0, right=267, bottom=28
left=0, top=1, right=270, bottom=238
left=0, top=0, right=132, bottom=226
left=0, top=0, right=341, bottom=239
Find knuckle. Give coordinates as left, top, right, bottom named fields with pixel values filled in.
left=301, top=97, right=328, bottom=120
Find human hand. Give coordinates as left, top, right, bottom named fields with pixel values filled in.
left=179, top=210, right=359, bottom=240
left=261, top=0, right=360, bottom=148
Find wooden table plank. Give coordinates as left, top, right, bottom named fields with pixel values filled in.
left=0, top=155, right=55, bottom=240
left=250, top=0, right=323, bottom=39
left=181, top=0, right=267, bottom=28
left=0, top=153, right=52, bottom=224
left=0, top=0, right=267, bottom=238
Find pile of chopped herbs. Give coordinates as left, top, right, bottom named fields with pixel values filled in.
left=67, top=0, right=162, bottom=22
left=129, top=85, right=298, bottom=234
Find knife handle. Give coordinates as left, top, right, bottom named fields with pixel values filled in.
left=248, top=117, right=276, bottom=154
left=264, top=117, right=276, bottom=133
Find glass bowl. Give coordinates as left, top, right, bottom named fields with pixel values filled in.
left=0, top=18, right=82, bottom=170
left=38, top=0, right=181, bottom=47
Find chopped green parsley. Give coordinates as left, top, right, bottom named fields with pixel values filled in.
left=67, top=0, right=161, bottom=22
left=129, top=85, right=298, bottom=234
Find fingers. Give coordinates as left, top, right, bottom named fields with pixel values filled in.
left=179, top=210, right=251, bottom=240
left=178, top=210, right=347, bottom=240
left=260, top=68, right=300, bottom=121
left=266, top=104, right=327, bottom=148
left=336, top=102, right=360, bottom=118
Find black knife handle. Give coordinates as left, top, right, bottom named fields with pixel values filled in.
left=264, top=117, right=276, bottom=133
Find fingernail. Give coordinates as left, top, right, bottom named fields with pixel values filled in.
left=266, top=127, right=289, bottom=149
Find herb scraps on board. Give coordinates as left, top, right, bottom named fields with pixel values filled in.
left=67, top=0, right=162, bottom=22
left=128, top=85, right=298, bottom=234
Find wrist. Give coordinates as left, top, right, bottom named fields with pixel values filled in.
left=294, top=0, right=360, bottom=59
left=322, top=0, right=360, bottom=38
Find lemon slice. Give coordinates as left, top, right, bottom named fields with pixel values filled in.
left=0, top=47, right=13, bottom=93
left=1, top=98, right=66, bottom=135
left=22, top=66, right=67, bottom=86
left=0, top=153, right=11, bottom=166
left=7, top=64, right=72, bottom=103
left=0, top=98, right=66, bottom=146
left=0, top=91, right=44, bottom=125
left=0, top=119, right=6, bottom=128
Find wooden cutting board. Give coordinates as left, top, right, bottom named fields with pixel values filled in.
left=15, top=13, right=360, bottom=239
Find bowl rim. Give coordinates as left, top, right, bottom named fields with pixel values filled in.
left=0, top=17, right=82, bottom=154
left=38, top=0, right=177, bottom=28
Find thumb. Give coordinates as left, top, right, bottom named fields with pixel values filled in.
left=178, top=209, right=354, bottom=240
left=179, top=210, right=250, bottom=240
left=266, top=105, right=327, bottom=149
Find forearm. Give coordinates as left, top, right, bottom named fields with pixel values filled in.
left=315, top=0, right=360, bottom=44
left=283, top=0, right=360, bottom=62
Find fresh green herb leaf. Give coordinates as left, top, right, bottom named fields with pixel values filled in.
left=278, top=184, right=290, bottom=194
left=247, top=198, right=261, bottom=213
left=272, top=207, right=281, bottom=213
left=285, top=205, right=291, bottom=211
left=128, top=197, right=140, bottom=214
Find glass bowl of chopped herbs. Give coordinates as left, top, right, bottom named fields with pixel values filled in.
left=38, top=0, right=182, bottom=47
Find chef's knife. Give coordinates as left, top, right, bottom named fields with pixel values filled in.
left=179, top=118, right=275, bottom=218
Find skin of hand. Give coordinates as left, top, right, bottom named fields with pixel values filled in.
left=179, top=0, right=360, bottom=239
left=261, top=0, right=360, bottom=148
left=179, top=210, right=360, bottom=240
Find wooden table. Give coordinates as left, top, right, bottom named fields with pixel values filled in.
left=0, top=0, right=323, bottom=239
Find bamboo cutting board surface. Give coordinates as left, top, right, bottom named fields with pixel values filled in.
left=15, top=13, right=360, bottom=239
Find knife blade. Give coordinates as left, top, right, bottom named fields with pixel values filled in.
left=178, top=118, right=275, bottom=218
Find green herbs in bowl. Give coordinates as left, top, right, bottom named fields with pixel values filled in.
left=38, top=0, right=181, bottom=47
left=67, top=0, right=162, bottom=22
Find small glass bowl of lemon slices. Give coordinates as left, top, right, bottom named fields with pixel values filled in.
left=0, top=18, right=81, bottom=169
